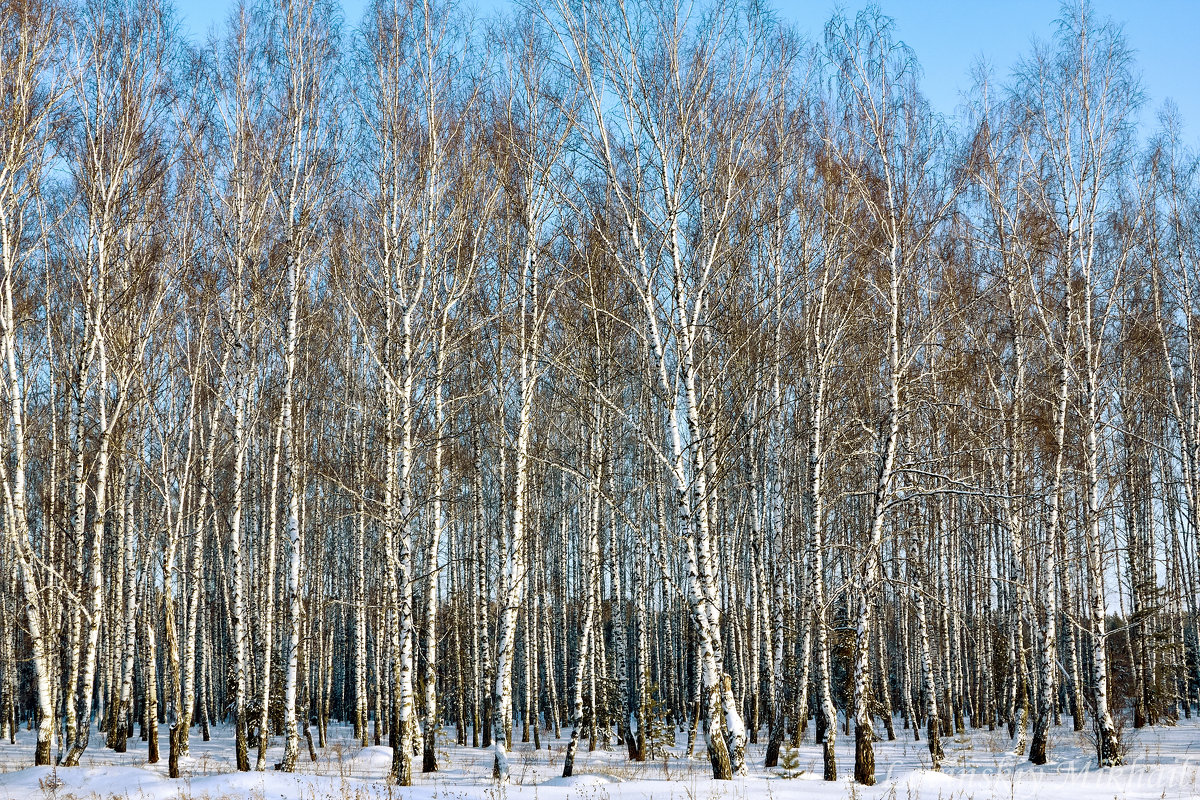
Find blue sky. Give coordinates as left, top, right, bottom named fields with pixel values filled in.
left=173, top=0, right=1198, bottom=142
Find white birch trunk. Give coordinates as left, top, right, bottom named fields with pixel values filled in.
left=492, top=209, right=543, bottom=781
left=255, top=416, right=284, bottom=771
left=561, top=450, right=600, bottom=777
left=280, top=243, right=303, bottom=772
left=229, top=328, right=251, bottom=771
left=422, top=344, right=448, bottom=773
left=111, top=464, right=137, bottom=753
left=65, top=332, right=112, bottom=766
left=851, top=233, right=903, bottom=787
left=0, top=260, right=54, bottom=766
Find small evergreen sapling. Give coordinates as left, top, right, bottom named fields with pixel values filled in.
left=778, top=744, right=804, bottom=779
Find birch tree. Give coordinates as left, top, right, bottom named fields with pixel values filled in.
left=0, top=0, right=60, bottom=767
left=1016, top=2, right=1142, bottom=765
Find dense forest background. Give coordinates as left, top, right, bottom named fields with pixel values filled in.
left=1, top=0, right=1199, bottom=788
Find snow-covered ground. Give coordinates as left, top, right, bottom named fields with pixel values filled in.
left=2, top=718, right=1198, bottom=800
